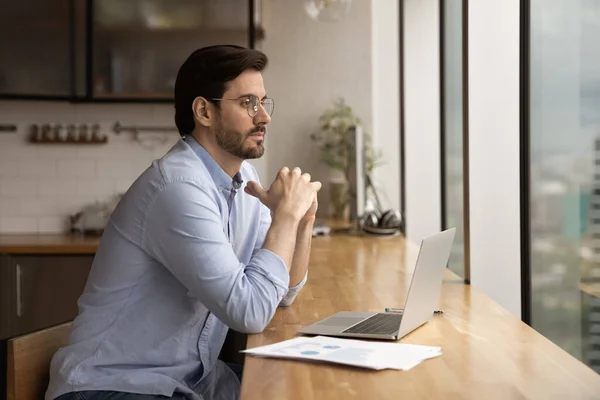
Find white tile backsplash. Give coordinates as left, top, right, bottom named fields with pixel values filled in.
left=77, top=180, right=116, bottom=197
left=42, top=195, right=97, bottom=216
left=152, top=104, right=176, bottom=124
left=0, top=178, right=39, bottom=196
left=17, top=197, right=53, bottom=217
left=57, top=159, right=97, bottom=178
left=38, top=216, right=69, bottom=234
left=0, top=216, right=38, bottom=233
left=18, top=158, right=57, bottom=178
left=0, top=197, right=20, bottom=216
left=0, top=100, right=179, bottom=233
left=0, top=157, right=18, bottom=177
left=96, top=160, right=133, bottom=178
left=38, top=180, right=78, bottom=196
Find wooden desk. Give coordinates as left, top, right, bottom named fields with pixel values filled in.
left=580, top=282, right=600, bottom=299
left=240, top=233, right=600, bottom=400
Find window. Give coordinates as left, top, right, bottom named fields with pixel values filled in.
left=441, top=0, right=467, bottom=280
left=529, top=0, right=600, bottom=373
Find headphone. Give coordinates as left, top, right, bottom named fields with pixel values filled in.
left=359, top=174, right=404, bottom=235
left=361, top=208, right=404, bottom=235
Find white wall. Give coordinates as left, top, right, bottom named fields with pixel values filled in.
left=371, top=0, right=400, bottom=211
left=0, top=102, right=178, bottom=233
left=403, top=0, right=441, bottom=242
left=468, top=0, right=522, bottom=317
left=260, top=0, right=373, bottom=217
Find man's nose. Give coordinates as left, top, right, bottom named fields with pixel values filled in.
left=254, top=104, right=271, bottom=125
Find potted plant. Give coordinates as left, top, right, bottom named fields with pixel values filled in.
left=310, top=98, right=382, bottom=220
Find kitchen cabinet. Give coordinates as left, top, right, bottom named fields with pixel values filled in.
left=91, top=0, right=259, bottom=100
left=0, top=0, right=73, bottom=98
left=0, top=256, right=12, bottom=340
left=0, top=253, right=93, bottom=397
left=0, top=0, right=262, bottom=102
left=0, top=254, right=93, bottom=339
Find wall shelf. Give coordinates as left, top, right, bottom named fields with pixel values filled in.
left=27, top=136, right=108, bottom=145
left=27, top=124, right=109, bottom=145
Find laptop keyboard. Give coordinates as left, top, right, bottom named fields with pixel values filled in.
left=341, top=312, right=403, bottom=335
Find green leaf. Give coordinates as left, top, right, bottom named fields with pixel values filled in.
left=310, top=97, right=384, bottom=180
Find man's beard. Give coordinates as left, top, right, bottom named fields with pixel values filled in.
left=215, top=122, right=266, bottom=160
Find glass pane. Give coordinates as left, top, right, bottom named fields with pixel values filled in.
left=92, top=0, right=250, bottom=99
left=0, top=0, right=71, bottom=96
left=442, top=0, right=465, bottom=278
left=530, top=0, right=600, bottom=373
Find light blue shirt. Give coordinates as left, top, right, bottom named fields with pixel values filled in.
left=46, top=136, right=307, bottom=400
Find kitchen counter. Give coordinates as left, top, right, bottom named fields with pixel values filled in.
left=0, top=234, right=100, bottom=254
left=0, top=220, right=352, bottom=255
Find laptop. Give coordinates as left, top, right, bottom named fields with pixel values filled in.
left=297, top=228, right=456, bottom=340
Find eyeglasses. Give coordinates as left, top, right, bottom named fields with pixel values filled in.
left=212, top=95, right=275, bottom=118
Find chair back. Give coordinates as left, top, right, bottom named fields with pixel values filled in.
left=7, top=322, right=72, bottom=400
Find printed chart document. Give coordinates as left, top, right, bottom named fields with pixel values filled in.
left=242, top=336, right=442, bottom=371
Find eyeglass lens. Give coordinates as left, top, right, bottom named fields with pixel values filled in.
left=248, top=96, right=274, bottom=117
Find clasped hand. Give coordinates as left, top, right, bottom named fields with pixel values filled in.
left=244, top=166, right=321, bottom=221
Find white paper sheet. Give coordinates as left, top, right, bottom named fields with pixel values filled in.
left=242, top=336, right=442, bottom=371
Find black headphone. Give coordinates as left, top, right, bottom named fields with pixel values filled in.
left=361, top=208, right=403, bottom=235
left=359, top=174, right=404, bottom=235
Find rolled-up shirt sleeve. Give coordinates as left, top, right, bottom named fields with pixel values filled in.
left=279, top=271, right=307, bottom=307
left=142, top=180, right=289, bottom=334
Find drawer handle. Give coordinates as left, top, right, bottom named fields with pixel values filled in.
left=16, top=263, right=23, bottom=317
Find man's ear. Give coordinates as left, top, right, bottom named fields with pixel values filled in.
left=192, top=97, right=213, bottom=128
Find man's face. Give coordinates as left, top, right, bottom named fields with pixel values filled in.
left=212, top=69, right=271, bottom=160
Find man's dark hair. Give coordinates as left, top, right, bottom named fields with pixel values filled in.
left=174, top=45, right=268, bottom=137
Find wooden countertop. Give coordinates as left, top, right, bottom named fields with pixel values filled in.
left=580, top=282, right=600, bottom=299
left=0, top=219, right=352, bottom=256
left=0, top=234, right=99, bottom=254
left=240, top=234, right=600, bottom=400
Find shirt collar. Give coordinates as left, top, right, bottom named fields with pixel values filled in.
left=183, top=135, right=241, bottom=191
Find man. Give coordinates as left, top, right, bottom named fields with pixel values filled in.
left=46, top=45, right=321, bottom=400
